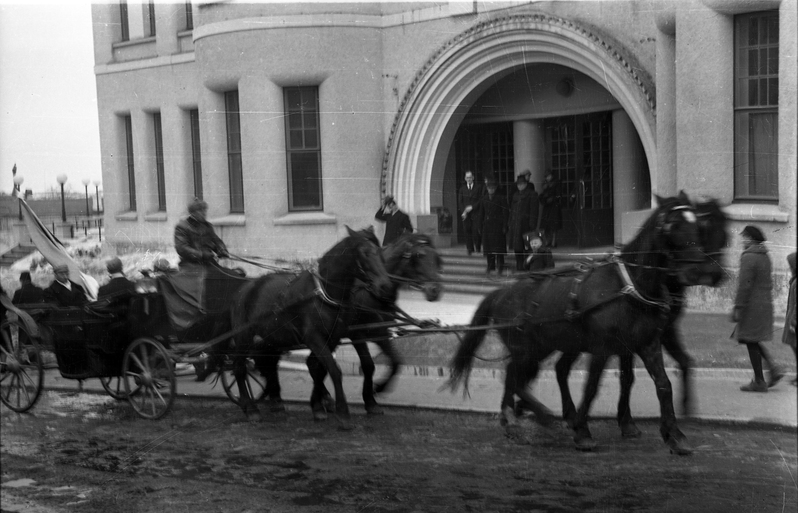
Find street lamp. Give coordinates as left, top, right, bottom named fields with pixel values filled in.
left=93, top=180, right=101, bottom=214
left=13, top=175, right=24, bottom=220
left=82, top=178, right=90, bottom=217
left=56, top=174, right=68, bottom=223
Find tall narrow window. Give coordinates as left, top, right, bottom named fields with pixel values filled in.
left=284, top=87, right=322, bottom=211
left=189, top=109, right=203, bottom=199
left=119, top=1, right=155, bottom=42
left=734, top=11, right=779, bottom=201
left=185, top=1, right=194, bottom=31
left=225, top=91, right=245, bottom=213
left=153, top=113, right=166, bottom=211
left=123, top=115, right=137, bottom=211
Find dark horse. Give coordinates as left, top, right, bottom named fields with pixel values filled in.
left=448, top=192, right=705, bottom=455
left=228, top=226, right=395, bottom=429
left=553, top=199, right=729, bottom=439
left=306, top=233, right=443, bottom=416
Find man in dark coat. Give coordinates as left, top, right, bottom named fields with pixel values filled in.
left=174, top=198, right=229, bottom=265
left=784, top=252, right=796, bottom=385
left=97, top=257, right=138, bottom=302
left=458, top=170, right=482, bottom=255
left=539, top=172, right=562, bottom=248
left=374, top=195, right=413, bottom=246
left=732, top=225, right=783, bottom=392
left=12, top=271, right=45, bottom=305
left=44, top=264, right=88, bottom=307
left=479, top=177, right=508, bottom=276
left=508, top=174, right=540, bottom=271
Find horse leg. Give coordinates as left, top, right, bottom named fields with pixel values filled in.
left=306, top=354, right=332, bottom=421
left=234, top=357, right=261, bottom=423
left=500, top=357, right=521, bottom=428
left=351, top=340, right=382, bottom=415
left=637, top=341, right=692, bottom=455
left=661, top=325, right=695, bottom=416
left=307, top=343, right=351, bottom=430
left=512, top=358, right=554, bottom=428
left=554, top=351, right=579, bottom=428
left=373, top=338, right=402, bottom=395
left=572, top=353, right=609, bottom=451
left=257, top=353, right=285, bottom=413
left=617, top=353, right=642, bottom=438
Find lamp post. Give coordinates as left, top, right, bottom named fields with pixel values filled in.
left=56, top=174, right=68, bottom=223
left=82, top=178, right=91, bottom=218
left=13, top=175, right=24, bottom=220
left=93, top=180, right=101, bottom=214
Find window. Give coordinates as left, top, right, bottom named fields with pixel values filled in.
left=123, top=115, right=137, bottom=211
left=189, top=109, right=203, bottom=199
left=184, top=1, right=193, bottom=31
left=225, top=91, right=245, bottom=213
left=119, top=0, right=155, bottom=42
left=734, top=11, right=779, bottom=201
left=284, top=87, right=323, bottom=211
left=153, top=113, right=166, bottom=211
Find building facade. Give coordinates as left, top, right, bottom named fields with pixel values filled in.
left=92, top=1, right=796, bottom=268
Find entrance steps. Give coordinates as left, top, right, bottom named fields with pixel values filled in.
left=0, top=245, right=37, bottom=268
left=438, top=245, right=615, bottom=296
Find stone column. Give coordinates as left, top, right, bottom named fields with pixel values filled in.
left=655, top=12, right=677, bottom=197
left=155, top=3, right=180, bottom=56
left=613, top=109, right=649, bottom=245
left=199, top=88, right=229, bottom=215
left=512, top=119, right=546, bottom=191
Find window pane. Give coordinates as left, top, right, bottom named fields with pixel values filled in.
left=748, top=49, right=758, bottom=76
left=748, top=18, right=758, bottom=45
left=228, top=154, right=244, bottom=213
left=767, top=16, right=778, bottom=44
left=289, top=130, right=303, bottom=148
left=124, top=115, right=137, bottom=211
left=304, top=130, right=318, bottom=149
left=768, top=47, right=778, bottom=74
left=286, top=89, right=301, bottom=110
left=189, top=109, right=203, bottom=199
left=288, top=112, right=302, bottom=130
left=303, top=112, right=317, bottom=129
left=768, top=78, right=778, bottom=105
left=734, top=111, right=778, bottom=199
left=289, top=152, right=321, bottom=209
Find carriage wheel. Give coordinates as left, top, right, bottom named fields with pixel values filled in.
left=0, top=319, right=44, bottom=413
left=99, top=376, right=142, bottom=401
left=123, top=337, right=175, bottom=419
left=220, top=359, right=267, bottom=405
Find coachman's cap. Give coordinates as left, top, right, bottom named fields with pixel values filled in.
left=740, top=225, right=766, bottom=243
left=515, top=174, right=528, bottom=184
left=52, top=264, right=69, bottom=273
left=106, top=257, right=123, bottom=274
left=188, top=197, right=208, bottom=214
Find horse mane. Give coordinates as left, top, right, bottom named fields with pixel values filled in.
left=621, top=194, right=688, bottom=269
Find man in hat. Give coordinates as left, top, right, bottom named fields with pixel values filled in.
left=732, top=225, right=784, bottom=392
left=479, top=176, right=508, bottom=276
left=44, top=264, right=88, bottom=307
left=12, top=271, right=45, bottom=305
left=98, top=257, right=138, bottom=301
left=458, top=170, right=483, bottom=255
left=508, top=173, right=540, bottom=271
left=375, top=195, right=413, bottom=246
left=174, top=198, right=229, bottom=265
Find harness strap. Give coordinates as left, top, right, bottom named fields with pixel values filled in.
left=613, top=259, right=671, bottom=313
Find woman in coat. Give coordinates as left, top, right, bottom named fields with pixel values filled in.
left=732, top=225, right=784, bottom=392
left=539, top=172, right=562, bottom=248
left=479, top=177, right=508, bottom=276
left=508, top=174, right=540, bottom=271
left=783, top=252, right=796, bottom=385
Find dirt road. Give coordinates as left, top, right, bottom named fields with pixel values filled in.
left=2, top=391, right=796, bottom=513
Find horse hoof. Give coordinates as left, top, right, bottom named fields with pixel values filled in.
left=313, top=410, right=328, bottom=422
left=574, top=437, right=597, bottom=451
left=365, top=404, right=384, bottom=415
left=667, top=438, right=693, bottom=456
left=504, top=424, right=530, bottom=445
left=337, top=418, right=354, bottom=431
left=247, top=412, right=262, bottom=424
left=620, top=423, right=643, bottom=438
left=322, top=394, right=335, bottom=411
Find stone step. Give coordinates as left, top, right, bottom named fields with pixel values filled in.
left=0, top=245, right=37, bottom=268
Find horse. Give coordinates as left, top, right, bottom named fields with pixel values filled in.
left=551, top=199, right=729, bottom=439
left=447, top=192, right=706, bottom=455
left=227, top=226, right=395, bottom=429
left=306, top=232, right=443, bottom=415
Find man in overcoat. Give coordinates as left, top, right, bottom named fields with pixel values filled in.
left=479, top=177, right=508, bottom=276
left=458, top=170, right=483, bottom=255
left=174, top=198, right=229, bottom=265
left=374, top=196, right=413, bottom=246
left=44, top=264, right=89, bottom=307
left=97, top=257, right=138, bottom=302
left=732, top=225, right=784, bottom=392
left=508, top=174, right=540, bottom=271
left=12, top=271, right=45, bottom=305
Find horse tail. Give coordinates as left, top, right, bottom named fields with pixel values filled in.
left=446, top=289, right=501, bottom=397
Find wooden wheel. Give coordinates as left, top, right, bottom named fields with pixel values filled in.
left=123, top=337, right=175, bottom=419
left=100, top=376, right=142, bottom=400
left=220, top=358, right=267, bottom=405
left=0, top=319, right=44, bottom=413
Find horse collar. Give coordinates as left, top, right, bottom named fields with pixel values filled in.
left=614, top=259, right=671, bottom=313
left=312, top=272, right=343, bottom=307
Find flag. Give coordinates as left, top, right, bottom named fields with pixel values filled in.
left=17, top=196, right=99, bottom=301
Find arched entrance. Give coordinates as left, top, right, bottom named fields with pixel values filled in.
left=382, top=13, right=657, bottom=246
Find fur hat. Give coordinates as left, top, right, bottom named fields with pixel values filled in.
left=188, top=197, right=208, bottom=214
left=740, top=225, right=765, bottom=243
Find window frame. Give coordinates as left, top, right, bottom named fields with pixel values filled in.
left=224, top=91, right=245, bottom=214
left=284, top=86, right=323, bottom=212
left=185, top=1, right=194, bottom=31
left=123, top=115, right=137, bottom=211
left=153, top=112, right=166, bottom=212
left=733, top=11, right=779, bottom=202
left=189, top=109, right=203, bottom=199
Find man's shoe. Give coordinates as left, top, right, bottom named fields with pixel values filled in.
left=768, top=367, right=784, bottom=388
left=740, top=380, right=768, bottom=393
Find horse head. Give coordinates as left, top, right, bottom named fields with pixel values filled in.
left=344, top=226, right=396, bottom=303
left=693, top=199, right=729, bottom=287
left=384, top=233, right=443, bottom=302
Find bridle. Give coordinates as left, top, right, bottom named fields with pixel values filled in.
left=387, top=239, right=441, bottom=292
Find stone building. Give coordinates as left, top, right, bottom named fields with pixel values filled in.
left=91, top=1, right=796, bottom=269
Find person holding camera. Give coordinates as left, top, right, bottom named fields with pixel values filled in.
left=375, top=195, right=413, bottom=246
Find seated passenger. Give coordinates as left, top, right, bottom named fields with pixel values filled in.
left=97, top=257, right=137, bottom=303
left=174, top=198, right=229, bottom=265
left=12, top=271, right=45, bottom=305
left=523, top=233, right=554, bottom=272
left=44, top=264, right=88, bottom=307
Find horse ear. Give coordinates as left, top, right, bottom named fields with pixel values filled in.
left=677, top=190, right=690, bottom=204
left=654, top=193, right=664, bottom=206
left=364, top=225, right=375, bottom=234
left=345, top=225, right=355, bottom=237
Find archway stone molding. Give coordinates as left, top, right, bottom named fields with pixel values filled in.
left=382, top=12, right=657, bottom=215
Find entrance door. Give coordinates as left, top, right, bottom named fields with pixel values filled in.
left=547, top=113, right=614, bottom=248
